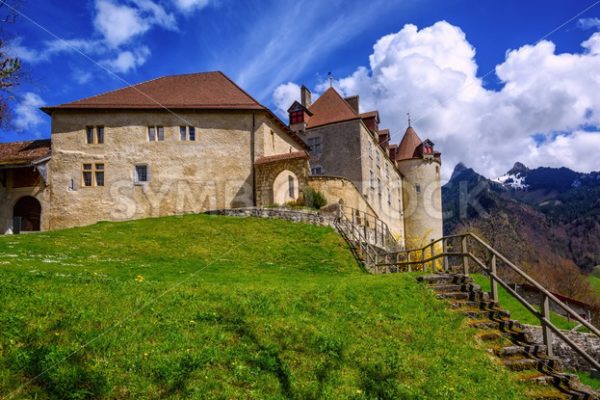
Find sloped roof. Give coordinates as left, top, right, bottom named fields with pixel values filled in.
left=306, top=88, right=360, bottom=129
left=396, top=126, right=423, bottom=160
left=0, top=139, right=51, bottom=166
left=42, top=71, right=264, bottom=112
left=359, top=111, right=379, bottom=121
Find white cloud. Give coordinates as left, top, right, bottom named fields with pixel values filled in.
left=273, top=21, right=600, bottom=179
left=173, top=0, right=212, bottom=13
left=13, top=92, right=46, bottom=132
left=101, top=46, right=151, bottom=74
left=273, top=82, right=301, bottom=116
left=94, top=0, right=149, bottom=47
left=578, top=17, right=600, bottom=31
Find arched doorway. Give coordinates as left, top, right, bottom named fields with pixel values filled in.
left=272, top=170, right=299, bottom=205
left=13, top=196, right=41, bottom=232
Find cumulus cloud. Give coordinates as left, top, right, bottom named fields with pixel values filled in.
left=102, top=46, right=151, bottom=74
left=274, top=21, right=600, bottom=179
left=13, top=92, right=46, bottom=133
left=273, top=82, right=301, bottom=116
left=94, top=0, right=150, bottom=47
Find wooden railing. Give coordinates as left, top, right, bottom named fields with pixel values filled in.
left=376, top=232, right=600, bottom=372
left=334, top=205, right=401, bottom=270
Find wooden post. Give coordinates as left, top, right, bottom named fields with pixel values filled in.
left=462, top=236, right=469, bottom=276
left=430, top=239, right=436, bottom=272
left=542, top=294, right=553, bottom=357
left=408, top=252, right=412, bottom=273
left=490, top=254, right=498, bottom=303
left=442, top=238, right=449, bottom=272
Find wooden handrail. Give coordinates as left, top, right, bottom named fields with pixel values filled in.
left=372, top=232, right=600, bottom=371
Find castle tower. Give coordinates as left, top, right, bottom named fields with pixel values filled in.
left=396, top=125, right=443, bottom=247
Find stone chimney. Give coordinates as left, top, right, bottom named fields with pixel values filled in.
left=344, top=95, right=359, bottom=114
left=301, top=85, right=312, bottom=108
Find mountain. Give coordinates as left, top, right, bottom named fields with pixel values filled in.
left=443, top=162, right=600, bottom=272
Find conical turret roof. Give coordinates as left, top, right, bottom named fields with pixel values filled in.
left=396, top=126, right=423, bottom=160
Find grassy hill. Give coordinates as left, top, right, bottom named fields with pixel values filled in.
left=0, top=215, right=546, bottom=399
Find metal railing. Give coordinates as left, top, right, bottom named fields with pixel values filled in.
left=376, top=232, right=600, bottom=372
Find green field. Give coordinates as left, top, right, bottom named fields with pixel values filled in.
left=0, top=215, right=547, bottom=399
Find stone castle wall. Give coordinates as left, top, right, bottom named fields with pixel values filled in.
left=46, top=110, right=304, bottom=230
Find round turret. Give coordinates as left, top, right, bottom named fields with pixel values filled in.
left=396, top=126, right=443, bottom=247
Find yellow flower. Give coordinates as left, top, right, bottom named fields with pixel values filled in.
left=356, top=389, right=362, bottom=394
left=135, top=275, right=144, bottom=282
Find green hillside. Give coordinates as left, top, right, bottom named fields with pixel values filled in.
left=0, top=215, right=542, bottom=399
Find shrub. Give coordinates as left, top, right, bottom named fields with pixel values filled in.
left=303, top=187, right=327, bottom=210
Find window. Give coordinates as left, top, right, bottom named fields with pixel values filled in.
left=95, top=164, right=105, bottom=186
left=376, top=152, right=380, bottom=167
left=82, top=164, right=92, bottom=187
left=370, top=170, right=374, bottom=189
left=148, top=126, right=164, bottom=142
left=307, top=136, right=321, bottom=155
left=385, top=164, right=389, bottom=180
left=377, top=178, right=382, bottom=196
left=368, top=142, right=372, bottom=158
left=82, top=163, right=104, bottom=187
left=97, top=126, right=104, bottom=144
left=180, top=126, right=196, bottom=141
left=86, top=126, right=104, bottom=144
left=270, top=130, right=275, bottom=150
left=135, top=165, right=149, bottom=184
left=290, top=111, right=303, bottom=124
left=288, top=175, right=295, bottom=197
left=311, top=166, right=323, bottom=175
left=387, top=188, right=391, bottom=204
left=86, top=127, right=94, bottom=144
left=415, top=184, right=421, bottom=193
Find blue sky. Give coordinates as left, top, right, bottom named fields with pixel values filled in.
left=3, top=0, right=600, bottom=178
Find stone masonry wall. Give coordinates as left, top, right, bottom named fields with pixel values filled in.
left=524, top=325, right=600, bottom=372
left=46, top=110, right=304, bottom=231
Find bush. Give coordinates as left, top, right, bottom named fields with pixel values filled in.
left=303, top=187, right=327, bottom=210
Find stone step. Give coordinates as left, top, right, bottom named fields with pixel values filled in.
left=417, top=273, right=473, bottom=285
left=436, top=292, right=470, bottom=300
left=430, top=283, right=482, bottom=293
left=449, top=300, right=500, bottom=310
left=468, top=291, right=490, bottom=302
left=468, top=318, right=525, bottom=332
left=503, top=357, right=561, bottom=372
left=496, top=344, right=548, bottom=358
left=463, top=308, right=511, bottom=320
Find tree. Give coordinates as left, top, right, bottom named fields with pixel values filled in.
left=0, top=0, right=22, bottom=128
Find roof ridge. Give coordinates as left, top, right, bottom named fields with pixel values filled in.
left=0, top=138, right=51, bottom=145
left=216, top=71, right=265, bottom=109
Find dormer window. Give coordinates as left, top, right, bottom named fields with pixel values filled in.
left=290, top=111, right=304, bottom=125
left=422, top=139, right=434, bottom=155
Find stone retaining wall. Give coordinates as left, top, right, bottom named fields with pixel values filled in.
left=524, top=325, right=600, bottom=372
left=205, top=207, right=334, bottom=228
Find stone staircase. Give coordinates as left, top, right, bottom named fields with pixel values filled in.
left=418, top=273, right=599, bottom=400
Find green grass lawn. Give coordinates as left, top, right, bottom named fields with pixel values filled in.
left=0, top=215, right=543, bottom=399
left=588, top=274, right=600, bottom=298
left=472, top=275, right=578, bottom=330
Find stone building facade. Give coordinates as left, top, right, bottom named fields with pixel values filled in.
left=0, top=71, right=443, bottom=248
left=287, top=86, right=443, bottom=247
left=0, top=72, right=308, bottom=232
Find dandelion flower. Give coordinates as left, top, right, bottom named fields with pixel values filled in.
left=135, top=275, right=144, bottom=282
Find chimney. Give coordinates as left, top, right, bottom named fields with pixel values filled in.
left=301, top=85, right=312, bottom=108
left=344, top=95, right=359, bottom=114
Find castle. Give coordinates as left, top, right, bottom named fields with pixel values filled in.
left=0, top=71, right=442, bottom=248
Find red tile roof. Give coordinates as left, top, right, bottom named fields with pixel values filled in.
left=254, top=151, right=309, bottom=165
left=42, top=71, right=264, bottom=112
left=0, top=139, right=51, bottom=166
left=359, top=111, right=379, bottom=121
left=396, top=126, right=423, bottom=161
left=305, top=88, right=360, bottom=129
